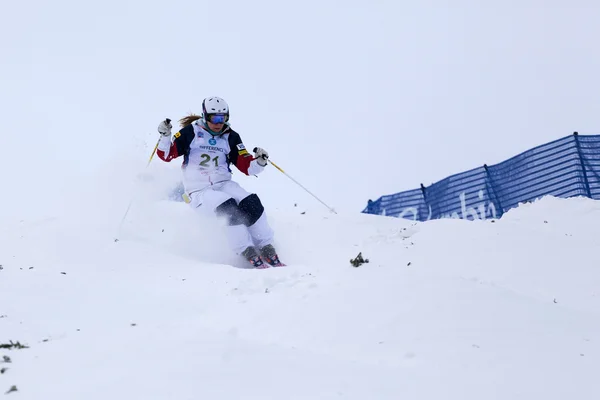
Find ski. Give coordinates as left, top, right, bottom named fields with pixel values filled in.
left=260, top=254, right=286, bottom=267
left=242, top=257, right=287, bottom=269
left=260, top=256, right=286, bottom=268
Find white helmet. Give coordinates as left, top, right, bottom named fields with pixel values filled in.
left=202, top=96, right=229, bottom=117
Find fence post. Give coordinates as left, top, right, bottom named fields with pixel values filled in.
left=420, top=183, right=428, bottom=221
left=573, top=132, right=592, bottom=198
left=483, top=164, right=504, bottom=218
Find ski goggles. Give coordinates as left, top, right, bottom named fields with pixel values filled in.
left=206, top=114, right=228, bottom=124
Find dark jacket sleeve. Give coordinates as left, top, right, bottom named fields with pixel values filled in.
left=227, top=129, right=254, bottom=175
left=157, top=124, right=195, bottom=162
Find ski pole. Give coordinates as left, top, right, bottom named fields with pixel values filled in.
left=255, top=149, right=336, bottom=214
left=147, top=140, right=159, bottom=166
left=115, top=119, right=170, bottom=242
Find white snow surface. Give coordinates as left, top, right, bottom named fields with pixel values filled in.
left=1, top=191, right=600, bottom=399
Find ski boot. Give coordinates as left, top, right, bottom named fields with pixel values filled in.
left=241, top=246, right=268, bottom=269
left=259, top=244, right=286, bottom=267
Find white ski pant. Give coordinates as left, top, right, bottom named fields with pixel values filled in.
left=187, top=180, right=274, bottom=255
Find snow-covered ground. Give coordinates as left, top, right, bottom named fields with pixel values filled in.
left=1, top=184, right=600, bottom=399
left=4, top=1, right=600, bottom=398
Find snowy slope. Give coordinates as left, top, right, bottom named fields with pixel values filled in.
left=1, top=193, right=600, bottom=399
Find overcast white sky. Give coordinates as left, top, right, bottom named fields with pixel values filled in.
left=2, top=0, right=599, bottom=215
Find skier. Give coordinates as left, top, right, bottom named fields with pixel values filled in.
left=155, top=96, right=284, bottom=268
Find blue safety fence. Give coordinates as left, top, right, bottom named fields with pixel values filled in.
left=362, top=133, right=600, bottom=221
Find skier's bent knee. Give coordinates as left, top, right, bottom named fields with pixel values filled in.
left=238, top=194, right=264, bottom=226
left=215, top=198, right=246, bottom=226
